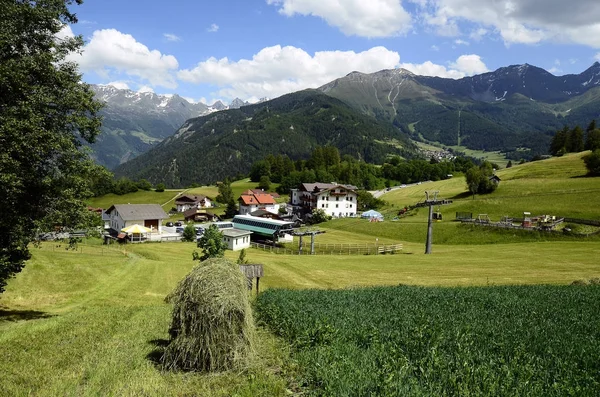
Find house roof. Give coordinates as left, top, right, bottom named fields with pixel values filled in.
left=223, top=228, right=253, bottom=238
left=300, top=182, right=358, bottom=193
left=175, top=194, right=208, bottom=204
left=250, top=209, right=282, bottom=219
left=106, top=204, right=168, bottom=221
left=239, top=192, right=276, bottom=205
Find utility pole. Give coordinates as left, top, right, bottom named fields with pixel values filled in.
left=415, top=191, right=452, bottom=254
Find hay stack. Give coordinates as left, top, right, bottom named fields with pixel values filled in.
left=162, top=258, right=255, bottom=372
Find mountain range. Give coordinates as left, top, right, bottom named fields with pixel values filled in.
left=108, top=62, right=600, bottom=186
left=89, top=85, right=256, bottom=169
left=318, top=62, right=600, bottom=155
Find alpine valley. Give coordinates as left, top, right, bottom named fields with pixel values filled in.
left=109, top=63, right=600, bottom=186
left=89, top=84, right=253, bottom=169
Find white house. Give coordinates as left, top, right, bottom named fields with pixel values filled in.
left=222, top=228, right=252, bottom=251
left=106, top=204, right=168, bottom=233
left=238, top=190, right=280, bottom=215
left=175, top=194, right=212, bottom=212
left=291, top=182, right=358, bottom=218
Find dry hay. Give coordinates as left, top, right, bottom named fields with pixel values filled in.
left=161, top=258, right=255, bottom=372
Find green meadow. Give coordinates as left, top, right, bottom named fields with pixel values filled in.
left=2, top=152, right=600, bottom=395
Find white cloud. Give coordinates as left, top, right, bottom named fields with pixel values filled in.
left=415, top=0, right=600, bottom=47
left=431, top=45, right=440, bottom=51
left=68, top=29, right=179, bottom=89
left=163, top=33, right=181, bottom=42
left=178, top=45, right=400, bottom=100
left=548, top=67, right=562, bottom=75
left=106, top=81, right=130, bottom=90
left=207, top=23, right=219, bottom=33
left=137, top=85, right=154, bottom=93
left=55, top=24, right=74, bottom=41
left=469, top=28, right=488, bottom=41
left=400, top=54, right=488, bottom=79
left=449, top=54, right=488, bottom=75
left=454, top=39, right=469, bottom=45
left=266, top=0, right=412, bottom=38
left=595, top=53, right=600, bottom=61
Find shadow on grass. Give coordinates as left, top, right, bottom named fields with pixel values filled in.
left=0, top=309, right=54, bottom=322
left=146, top=338, right=169, bottom=366
left=449, top=191, right=474, bottom=200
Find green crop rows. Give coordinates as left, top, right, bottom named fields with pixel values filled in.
left=256, top=285, right=600, bottom=396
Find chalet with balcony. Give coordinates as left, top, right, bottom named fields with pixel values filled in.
left=175, top=194, right=212, bottom=212
left=290, top=182, right=358, bottom=218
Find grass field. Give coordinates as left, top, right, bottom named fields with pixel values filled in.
left=3, top=153, right=600, bottom=395
left=322, top=152, right=600, bottom=244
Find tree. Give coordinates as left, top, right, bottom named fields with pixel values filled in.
left=310, top=209, right=330, bottom=224
left=585, top=129, right=600, bottom=151
left=181, top=224, right=196, bottom=242
left=216, top=178, right=234, bottom=204
left=155, top=183, right=166, bottom=192
left=583, top=150, right=600, bottom=176
left=136, top=179, right=152, bottom=191
left=566, top=126, right=585, bottom=153
left=356, top=190, right=385, bottom=210
left=248, top=160, right=271, bottom=182
left=506, top=160, right=513, bottom=168
left=236, top=249, right=248, bottom=265
left=194, top=225, right=227, bottom=261
left=257, top=175, right=271, bottom=191
left=0, top=0, right=103, bottom=293
left=550, top=126, right=568, bottom=156
left=465, top=167, right=483, bottom=198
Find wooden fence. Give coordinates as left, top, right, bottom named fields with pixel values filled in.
left=250, top=242, right=402, bottom=255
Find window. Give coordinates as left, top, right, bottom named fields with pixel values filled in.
left=336, top=197, right=339, bottom=201
left=322, top=204, right=325, bottom=208
left=350, top=204, right=353, bottom=208
left=336, top=204, right=339, bottom=208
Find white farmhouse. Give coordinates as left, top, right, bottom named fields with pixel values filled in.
left=291, top=183, right=358, bottom=218
left=106, top=204, right=168, bottom=233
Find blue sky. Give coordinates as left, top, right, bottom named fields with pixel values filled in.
left=63, top=0, right=600, bottom=105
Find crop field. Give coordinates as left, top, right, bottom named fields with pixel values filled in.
left=256, top=285, right=600, bottom=396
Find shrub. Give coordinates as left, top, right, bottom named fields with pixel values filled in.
left=181, top=224, right=196, bottom=242
left=162, top=258, right=255, bottom=372
left=155, top=183, right=166, bottom=192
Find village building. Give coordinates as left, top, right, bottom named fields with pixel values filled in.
left=222, top=228, right=252, bottom=251
left=290, top=182, right=359, bottom=218
left=174, top=194, right=212, bottom=212
left=238, top=190, right=280, bottom=215
left=106, top=204, right=168, bottom=233
left=183, top=208, right=221, bottom=223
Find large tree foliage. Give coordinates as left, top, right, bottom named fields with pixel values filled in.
left=583, top=150, right=600, bottom=176
left=465, top=162, right=498, bottom=197
left=0, top=0, right=102, bottom=293
left=194, top=225, right=227, bottom=261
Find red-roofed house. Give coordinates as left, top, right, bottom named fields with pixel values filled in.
left=238, top=190, right=280, bottom=215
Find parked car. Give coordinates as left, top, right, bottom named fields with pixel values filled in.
left=166, top=222, right=174, bottom=227
left=174, top=221, right=182, bottom=227
left=195, top=227, right=205, bottom=235
left=175, top=227, right=184, bottom=234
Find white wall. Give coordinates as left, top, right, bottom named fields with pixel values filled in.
left=223, top=234, right=251, bottom=251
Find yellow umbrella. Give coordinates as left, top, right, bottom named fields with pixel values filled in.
left=121, top=224, right=152, bottom=234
